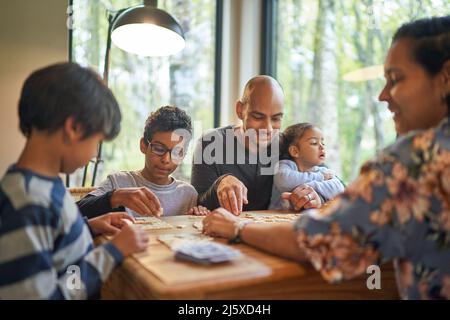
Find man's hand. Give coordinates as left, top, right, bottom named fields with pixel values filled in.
left=186, top=206, right=211, bottom=216
left=88, top=212, right=135, bottom=236
left=281, top=185, right=322, bottom=211
left=202, top=208, right=240, bottom=239
left=322, top=172, right=334, bottom=180
left=111, top=187, right=162, bottom=217
left=217, top=175, right=248, bottom=215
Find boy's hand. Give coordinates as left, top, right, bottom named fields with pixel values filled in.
left=88, top=212, right=135, bottom=236
left=111, top=187, right=163, bottom=217
left=110, top=224, right=149, bottom=257
left=217, top=175, right=248, bottom=215
left=186, top=206, right=210, bottom=216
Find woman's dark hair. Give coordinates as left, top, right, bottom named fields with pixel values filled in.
left=18, top=62, right=121, bottom=140
left=393, top=16, right=450, bottom=110
left=143, top=105, right=192, bottom=144
left=280, top=122, right=315, bottom=160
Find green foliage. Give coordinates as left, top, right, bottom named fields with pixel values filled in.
left=276, top=0, right=449, bottom=183
left=70, top=0, right=449, bottom=187
left=71, top=0, right=216, bottom=186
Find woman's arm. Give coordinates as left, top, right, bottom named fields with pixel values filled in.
left=240, top=222, right=307, bottom=262
left=202, top=208, right=306, bottom=262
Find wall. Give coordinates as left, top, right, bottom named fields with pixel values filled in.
left=0, top=0, right=261, bottom=172
left=0, top=0, right=68, bottom=174
left=220, top=0, right=262, bottom=126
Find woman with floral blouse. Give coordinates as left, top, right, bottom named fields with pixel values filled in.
left=202, top=16, right=450, bottom=300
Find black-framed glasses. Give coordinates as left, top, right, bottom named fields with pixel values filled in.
left=146, top=141, right=186, bottom=161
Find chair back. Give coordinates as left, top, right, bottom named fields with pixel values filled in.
left=68, top=187, right=97, bottom=201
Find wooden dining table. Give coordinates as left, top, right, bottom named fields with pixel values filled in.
left=99, top=211, right=400, bottom=300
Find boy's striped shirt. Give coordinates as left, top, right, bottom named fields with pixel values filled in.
left=0, top=166, right=123, bottom=299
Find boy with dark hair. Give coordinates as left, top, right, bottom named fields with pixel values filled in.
left=78, top=105, right=209, bottom=218
left=0, top=62, right=149, bottom=299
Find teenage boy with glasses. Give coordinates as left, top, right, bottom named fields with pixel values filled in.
left=78, top=106, right=209, bottom=218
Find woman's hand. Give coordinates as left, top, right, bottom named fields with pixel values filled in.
left=88, top=212, right=135, bottom=236
left=202, top=208, right=240, bottom=239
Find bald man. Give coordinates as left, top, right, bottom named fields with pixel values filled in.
left=191, top=75, right=285, bottom=214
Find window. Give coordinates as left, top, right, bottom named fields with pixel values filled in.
left=70, top=0, right=219, bottom=186
left=270, top=0, right=448, bottom=183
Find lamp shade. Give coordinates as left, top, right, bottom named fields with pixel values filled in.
left=111, top=5, right=185, bottom=57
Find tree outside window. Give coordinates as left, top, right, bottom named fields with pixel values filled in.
left=275, top=0, right=448, bottom=183
left=71, top=0, right=217, bottom=186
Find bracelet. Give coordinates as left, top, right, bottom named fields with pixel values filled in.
left=230, top=219, right=252, bottom=244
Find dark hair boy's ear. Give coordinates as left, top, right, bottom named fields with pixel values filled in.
left=442, top=60, right=450, bottom=83
left=139, top=137, right=147, bottom=154
left=62, top=117, right=82, bottom=144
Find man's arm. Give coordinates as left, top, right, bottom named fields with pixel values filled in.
left=306, top=178, right=345, bottom=201
left=190, top=135, right=228, bottom=209
left=191, top=165, right=229, bottom=209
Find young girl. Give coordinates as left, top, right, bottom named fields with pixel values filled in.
left=269, top=122, right=344, bottom=210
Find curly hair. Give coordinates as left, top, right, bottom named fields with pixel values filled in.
left=280, top=122, right=316, bottom=160
left=143, top=105, right=192, bottom=144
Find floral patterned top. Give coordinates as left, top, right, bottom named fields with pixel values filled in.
left=294, top=117, right=450, bottom=300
